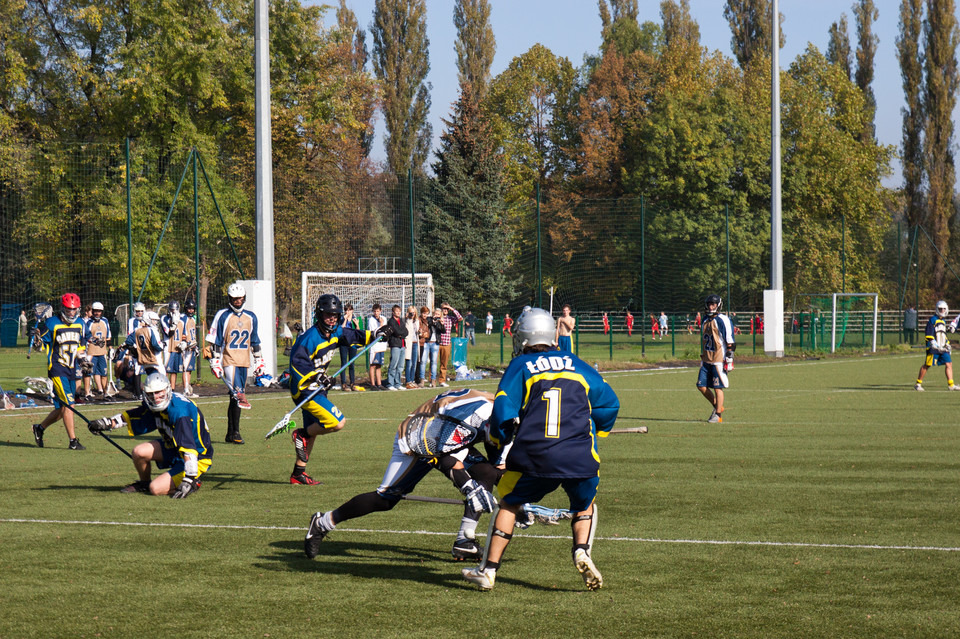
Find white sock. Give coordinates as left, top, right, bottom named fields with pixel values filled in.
left=459, top=516, right=478, bottom=540
left=320, top=511, right=336, bottom=531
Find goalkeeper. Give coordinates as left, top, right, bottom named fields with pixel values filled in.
left=287, top=293, right=391, bottom=485
left=87, top=372, right=213, bottom=498
left=915, top=300, right=958, bottom=391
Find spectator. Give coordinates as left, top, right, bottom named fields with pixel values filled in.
left=555, top=304, right=575, bottom=352
left=464, top=310, right=477, bottom=346
left=386, top=304, right=408, bottom=390
left=625, top=310, right=634, bottom=336
left=416, top=306, right=432, bottom=386
left=367, top=303, right=386, bottom=390
left=437, top=302, right=462, bottom=387
left=602, top=312, right=610, bottom=335
left=337, top=302, right=360, bottom=391
left=485, top=311, right=494, bottom=335
left=658, top=312, right=668, bottom=339
left=419, top=307, right=444, bottom=387
left=404, top=305, right=420, bottom=388
left=19, top=309, right=28, bottom=338
left=502, top=313, right=513, bottom=336
left=903, top=305, right=918, bottom=345
left=649, top=314, right=659, bottom=340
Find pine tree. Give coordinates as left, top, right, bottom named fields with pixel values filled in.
left=896, top=0, right=925, bottom=229
left=827, top=14, right=853, bottom=80
left=923, top=0, right=959, bottom=295
left=454, top=0, right=496, bottom=101
left=723, top=0, right=784, bottom=68
left=372, top=0, right=432, bottom=177
left=854, top=0, right=879, bottom=142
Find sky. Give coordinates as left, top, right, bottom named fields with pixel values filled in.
left=316, top=0, right=956, bottom=188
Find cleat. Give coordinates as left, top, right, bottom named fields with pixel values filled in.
left=950, top=385, right=960, bottom=391
left=440, top=382, right=449, bottom=387
left=573, top=548, right=603, bottom=591
left=915, top=383, right=924, bottom=391
left=707, top=411, right=721, bottom=423
left=304, top=511, right=330, bottom=559
left=235, top=392, right=252, bottom=410
left=32, top=424, right=45, bottom=448
left=225, top=434, right=245, bottom=445
left=292, top=428, right=310, bottom=462
left=451, top=537, right=481, bottom=561
left=332, top=385, right=342, bottom=391
left=121, top=480, right=151, bottom=494
left=290, top=472, right=321, bottom=485
left=69, top=438, right=86, bottom=450
left=461, top=565, right=496, bottom=590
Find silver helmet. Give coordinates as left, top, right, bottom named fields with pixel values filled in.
left=513, top=307, right=557, bottom=356
left=142, top=371, right=172, bottom=412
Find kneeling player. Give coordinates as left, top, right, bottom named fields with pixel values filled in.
left=88, top=372, right=213, bottom=498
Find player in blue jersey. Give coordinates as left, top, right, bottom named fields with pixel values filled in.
left=181, top=299, right=200, bottom=397
left=916, top=300, right=958, bottom=391
left=462, top=307, right=620, bottom=592
left=127, top=301, right=147, bottom=336
left=31, top=293, right=88, bottom=450
left=287, top=293, right=392, bottom=485
left=697, top=294, right=736, bottom=423
left=88, top=372, right=213, bottom=497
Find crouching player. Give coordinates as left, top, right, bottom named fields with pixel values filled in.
left=88, top=372, right=213, bottom=498
left=462, top=307, right=620, bottom=592
left=287, top=293, right=391, bottom=485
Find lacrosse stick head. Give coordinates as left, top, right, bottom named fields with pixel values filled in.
left=265, top=417, right=295, bottom=440
left=402, top=412, right=482, bottom=458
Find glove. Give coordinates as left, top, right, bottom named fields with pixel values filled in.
left=177, top=341, right=188, bottom=353
left=170, top=475, right=199, bottom=499
left=210, top=358, right=223, bottom=379
left=723, top=354, right=734, bottom=372
left=188, top=341, right=198, bottom=351
left=88, top=415, right=121, bottom=433
left=253, top=357, right=266, bottom=375
left=307, top=374, right=334, bottom=393
left=374, top=325, right=393, bottom=341
left=461, top=479, right=497, bottom=513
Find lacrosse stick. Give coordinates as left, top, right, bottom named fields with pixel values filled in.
left=398, top=412, right=483, bottom=458
left=0, top=381, right=14, bottom=409
left=264, top=335, right=384, bottom=440
left=220, top=374, right=251, bottom=409
left=105, top=348, right=119, bottom=397
left=60, top=403, right=133, bottom=459
left=402, top=494, right=464, bottom=505
left=610, top=427, right=648, bottom=434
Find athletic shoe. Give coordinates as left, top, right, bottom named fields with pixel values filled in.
left=292, top=428, right=310, bottom=462
left=950, top=385, right=960, bottom=391
left=451, top=537, right=481, bottom=561
left=573, top=548, right=603, bottom=591
left=225, top=434, right=245, bottom=445
left=120, top=480, right=151, bottom=494
left=388, top=386, right=400, bottom=391
left=461, top=565, right=496, bottom=590
left=405, top=382, right=419, bottom=389
left=32, top=423, right=44, bottom=448
left=341, top=385, right=353, bottom=392
left=290, top=472, right=321, bottom=485
left=332, top=385, right=342, bottom=391
left=304, top=511, right=330, bottom=559
left=707, top=412, right=722, bottom=424
left=69, top=438, right=86, bottom=450
left=440, top=382, right=449, bottom=388
left=915, top=383, right=924, bottom=391
left=235, top=392, right=252, bottom=409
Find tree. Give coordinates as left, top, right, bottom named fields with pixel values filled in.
left=854, top=0, right=879, bottom=142
left=338, top=0, right=374, bottom=156
left=371, top=0, right=432, bottom=177
left=723, top=0, right=784, bottom=69
left=661, top=0, right=700, bottom=50
left=923, top=0, right=959, bottom=295
left=453, top=0, right=495, bottom=101
left=417, top=87, right=514, bottom=309
left=897, top=0, right=925, bottom=229
left=827, top=14, right=853, bottom=80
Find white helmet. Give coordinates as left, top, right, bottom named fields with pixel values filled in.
left=937, top=300, right=949, bottom=318
left=145, top=310, right=160, bottom=326
left=227, top=283, right=246, bottom=314
left=92, top=301, right=104, bottom=311
left=133, top=301, right=146, bottom=315
left=513, top=307, right=557, bottom=356
left=142, top=371, right=172, bottom=412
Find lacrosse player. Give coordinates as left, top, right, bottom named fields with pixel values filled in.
left=86, top=302, right=112, bottom=397
left=916, top=300, right=958, bottom=391
left=181, top=299, right=199, bottom=397
left=161, top=301, right=187, bottom=391
left=127, top=301, right=147, bottom=335
left=288, top=293, right=390, bottom=483
left=208, top=283, right=263, bottom=443
left=123, top=310, right=166, bottom=383
left=78, top=304, right=95, bottom=399
left=87, top=372, right=213, bottom=497
left=304, top=388, right=501, bottom=561
left=462, top=307, right=620, bottom=592
left=697, top=294, right=735, bottom=423
left=31, top=293, right=88, bottom=450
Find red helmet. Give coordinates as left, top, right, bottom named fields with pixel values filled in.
left=61, top=293, right=81, bottom=322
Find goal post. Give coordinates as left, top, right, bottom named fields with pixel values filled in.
left=830, top=293, right=878, bottom=353
left=791, top=293, right=878, bottom=353
left=301, top=272, right=435, bottom=328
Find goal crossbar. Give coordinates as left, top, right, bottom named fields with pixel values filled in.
left=301, top=272, right=434, bottom=328
left=828, top=293, right=878, bottom=353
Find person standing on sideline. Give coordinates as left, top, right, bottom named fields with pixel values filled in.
left=461, top=308, right=620, bottom=591
left=181, top=299, right=199, bottom=398
left=386, top=304, right=408, bottom=390
left=697, top=295, right=735, bottom=423
left=485, top=311, right=494, bottom=335
left=916, top=300, right=959, bottom=391
left=502, top=313, right=512, bottom=336
left=903, top=305, right=918, bottom=345
left=86, top=302, right=112, bottom=397
left=658, top=311, right=669, bottom=340
left=437, top=302, right=462, bottom=387
left=366, top=303, right=386, bottom=390
left=208, top=283, right=264, bottom=444
left=464, top=310, right=477, bottom=346
left=625, top=310, right=634, bottom=336
left=404, top=305, right=420, bottom=388
left=420, top=307, right=444, bottom=387
left=336, top=303, right=360, bottom=391
left=555, top=304, right=575, bottom=352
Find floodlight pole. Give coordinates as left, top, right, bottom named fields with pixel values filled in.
left=764, top=0, right=785, bottom=357
left=255, top=0, right=277, bottom=375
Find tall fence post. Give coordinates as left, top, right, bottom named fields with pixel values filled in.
left=126, top=138, right=133, bottom=310
left=536, top=182, right=542, bottom=308
left=409, top=168, right=416, bottom=308
left=640, top=196, right=646, bottom=357
left=725, top=204, right=730, bottom=311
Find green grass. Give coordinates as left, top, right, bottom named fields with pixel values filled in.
left=2, top=352, right=960, bottom=637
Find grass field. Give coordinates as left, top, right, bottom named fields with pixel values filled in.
left=2, top=351, right=960, bottom=638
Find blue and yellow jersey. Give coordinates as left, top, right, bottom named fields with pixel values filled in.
left=120, top=394, right=213, bottom=461
left=925, top=315, right=950, bottom=352
left=491, top=351, right=620, bottom=478
left=39, top=315, right=86, bottom=378
left=701, top=313, right=734, bottom=365
left=212, top=309, right=261, bottom=368
left=124, top=326, right=165, bottom=368
left=289, top=323, right=374, bottom=395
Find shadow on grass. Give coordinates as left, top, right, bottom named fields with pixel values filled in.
left=254, top=538, right=567, bottom=591
left=0, top=440, right=43, bottom=449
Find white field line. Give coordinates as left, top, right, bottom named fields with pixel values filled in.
left=1, top=517, right=957, bottom=552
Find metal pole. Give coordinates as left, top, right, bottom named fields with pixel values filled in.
left=841, top=213, right=846, bottom=293
left=725, top=204, right=731, bottom=310
left=409, top=168, right=416, bottom=307
left=536, top=182, right=542, bottom=308
left=193, top=150, right=201, bottom=382
left=126, top=138, right=133, bottom=310
left=640, top=196, right=646, bottom=357
left=766, top=0, right=784, bottom=357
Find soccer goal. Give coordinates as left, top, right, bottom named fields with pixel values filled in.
left=301, top=272, right=434, bottom=328
left=792, top=293, right=878, bottom=353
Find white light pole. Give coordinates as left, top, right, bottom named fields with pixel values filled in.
left=255, top=0, right=277, bottom=374
left=764, top=0, right=785, bottom=357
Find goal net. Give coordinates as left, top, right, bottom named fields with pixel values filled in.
left=301, top=272, right=434, bottom=328
left=790, top=293, right=878, bottom=352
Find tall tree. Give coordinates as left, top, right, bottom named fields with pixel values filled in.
left=371, top=0, right=432, bottom=177
left=723, top=0, right=784, bottom=68
left=923, top=0, right=959, bottom=295
left=827, top=14, right=853, bottom=80
left=897, top=0, right=925, bottom=229
left=453, top=0, right=495, bottom=101
left=661, top=0, right=700, bottom=50
left=337, top=0, right=375, bottom=156
left=854, top=0, right=879, bottom=142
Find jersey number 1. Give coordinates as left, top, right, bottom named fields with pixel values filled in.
left=541, top=388, right=561, bottom=438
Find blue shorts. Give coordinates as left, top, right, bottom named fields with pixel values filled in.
left=182, top=351, right=196, bottom=372
left=371, top=352, right=384, bottom=365
left=697, top=362, right=728, bottom=389
left=498, top=471, right=599, bottom=513
left=91, top=355, right=107, bottom=377
left=294, top=390, right=344, bottom=430
left=926, top=351, right=951, bottom=366
left=50, top=376, right=76, bottom=409
left=558, top=335, right=572, bottom=352
left=166, top=352, right=183, bottom=373
left=155, top=443, right=212, bottom=483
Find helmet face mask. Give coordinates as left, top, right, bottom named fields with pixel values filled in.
left=142, top=371, right=172, bottom=412
left=144, top=311, right=160, bottom=327
left=314, top=294, right=343, bottom=332
left=513, top=307, right=557, bottom=356
left=185, top=299, right=197, bottom=315
left=60, top=293, right=81, bottom=323
left=227, top=284, right=246, bottom=314
left=704, top=294, right=722, bottom=317
left=168, top=301, right=180, bottom=315
left=937, top=300, right=949, bottom=318
left=133, top=301, right=145, bottom=317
